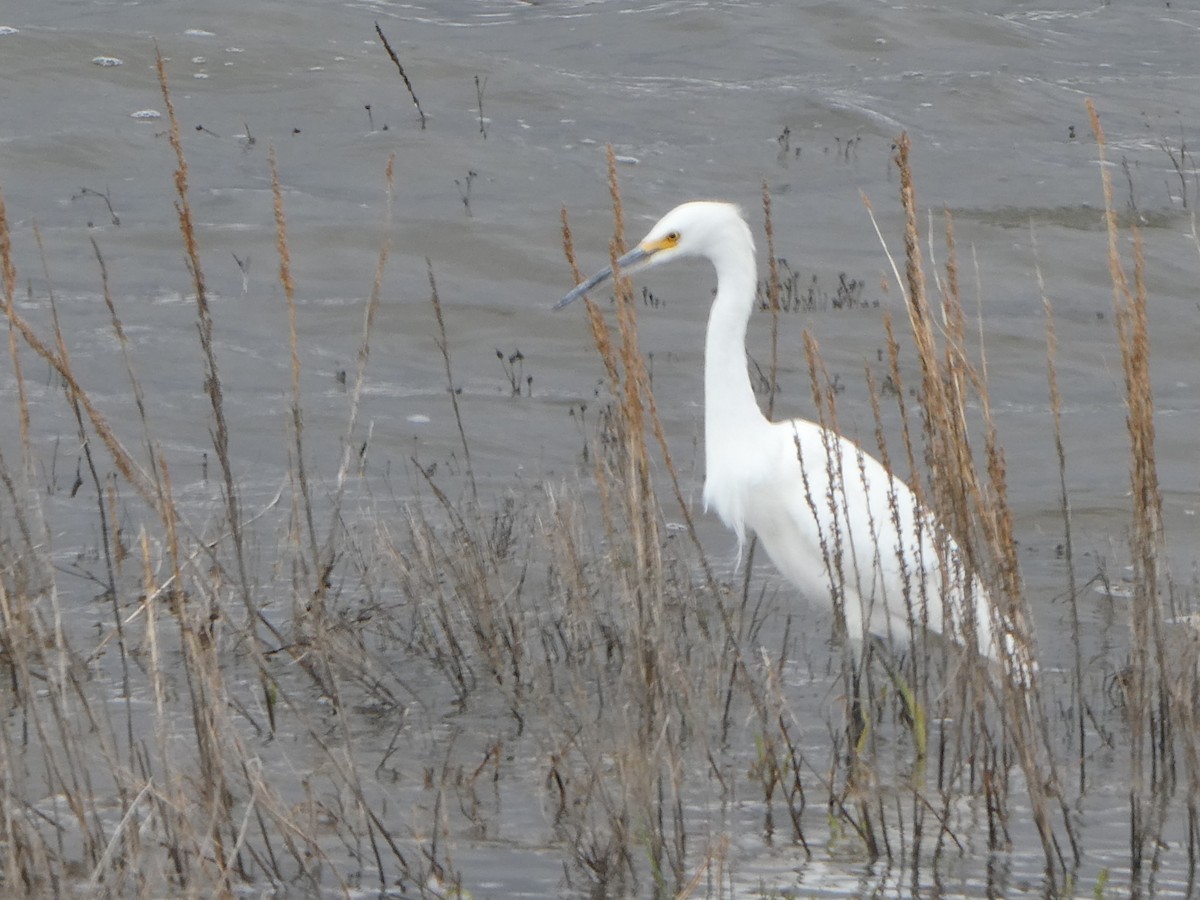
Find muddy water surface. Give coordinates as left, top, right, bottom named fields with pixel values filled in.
left=2, top=1, right=1199, bottom=895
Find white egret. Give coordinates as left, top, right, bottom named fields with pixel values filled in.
left=558, top=201, right=1011, bottom=668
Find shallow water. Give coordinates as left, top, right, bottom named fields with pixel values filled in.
left=2, top=0, right=1199, bottom=895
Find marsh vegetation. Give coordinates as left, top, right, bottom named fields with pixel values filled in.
left=0, top=62, right=1195, bottom=899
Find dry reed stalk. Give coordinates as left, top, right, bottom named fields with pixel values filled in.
left=374, top=22, right=426, bottom=129
left=799, top=332, right=852, bottom=651
left=0, top=566, right=43, bottom=887
left=902, top=188, right=1002, bottom=867
left=756, top=649, right=812, bottom=854
left=896, top=139, right=988, bottom=670
left=861, top=194, right=939, bottom=696
left=0, top=232, right=163, bottom=882
left=37, top=225, right=130, bottom=714
left=4, top=78, right=490, bottom=896
left=4, top=297, right=159, bottom=501
left=554, top=155, right=741, bottom=893
left=926, top=208, right=990, bottom=584
left=0, top=582, right=109, bottom=878
left=329, top=153, right=391, bottom=548
left=158, top=50, right=288, bottom=754
left=863, top=362, right=936, bottom=759
left=1033, top=231, right=1087, bottom=794
left=800, top=329, right=888, bottom=856
left=0, top=189, right=32, bottom=470
left=93, top=238, right=159, bottom=493
left=157, top=50, right=266, bottom=608
left=559, top=205, right=619, bottom=545
left=270, top=147, right=322, bottom=606
left=140, top=528, right=180, bottom=845
left=4, top=211, right=161, bottom=571
left=560, top=206, right=619, bottom=394
left=155, top=450, right=239, bottom=891
left=1088, top=98, right=1171, bottom=895
left=587, top=153, right=678, bottom=786
left=338, top=154, right=392, bottom=484
left=427, top=259, right=478, bottom=503
left=892, top=133, right=1079, bottom=883
left=642, top=343, right=719, bottom=599
left=284, top=155, right=395, bottom=730
left=604, top=147, right=658, bottom=604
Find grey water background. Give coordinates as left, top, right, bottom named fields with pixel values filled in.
left=1, top=0, right=1199, bottom=895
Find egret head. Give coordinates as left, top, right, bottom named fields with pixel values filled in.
left=556, top=201, right=751, bottom=309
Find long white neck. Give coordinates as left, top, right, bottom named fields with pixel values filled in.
left=703, top=229, right=768, bottom=520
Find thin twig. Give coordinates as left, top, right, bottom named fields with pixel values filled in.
left=375, top=23, right=426, bottom=129
left=427, top=259, right=477, bottom=502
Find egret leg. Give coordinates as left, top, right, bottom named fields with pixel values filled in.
left=872, top=642, right=929, bottom=767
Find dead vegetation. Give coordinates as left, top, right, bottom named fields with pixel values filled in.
left=0, top=58, right=1194, bottom=899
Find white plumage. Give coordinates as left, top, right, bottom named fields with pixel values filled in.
left=559, top=201, right=1006, bottom=665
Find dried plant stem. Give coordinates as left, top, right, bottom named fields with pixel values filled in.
left=1033, top=228, right=1086, bottom=794
left=427, top=258, right=478, bottom=503
left=375, top=23, right=427, bottom=129
left=37, top=226, right=133, bottom=755
left=561, top=206, right=620, bottom=396
left=333, top=156, right=391, bottom=505
left=4, top=70, right=1194, bottom=894
left=270, top=147, right=322, bottom=604
left=92, top=238, right=162, bottom=497
left=158, top=48, right=282, bottom=743
left=0, top=189, right=32, bottom=471
left=1088, top=98, right=1170, bottom=896
left=891, top=132, right=1074, bottom=883
left=5, top=293, right=157, bottom=503
left=559, top=204, right=620, bottom=547
left=475, top=75, right=488, bottom=139
left=602, top=147, right=662, bottom=724
left=556, top=150, right=730, bottom=892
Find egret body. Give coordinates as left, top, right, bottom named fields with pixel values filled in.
left=558, top=201, right=1005, bottom=664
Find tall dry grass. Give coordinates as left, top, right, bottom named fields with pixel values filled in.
left=1088, top=98, right=1184, bottom=899
left=0, top=54, right=1195, bottom=900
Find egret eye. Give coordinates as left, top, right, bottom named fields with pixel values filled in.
left=666, top=231, right=680, bottom=243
